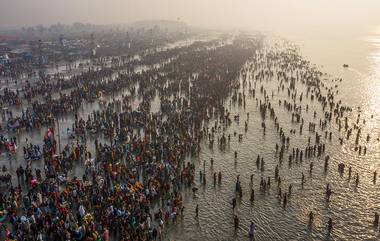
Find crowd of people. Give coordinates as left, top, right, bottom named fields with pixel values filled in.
left=0, top=34, right=260, bottom=240
left=0, top=33, right=378, bottom=241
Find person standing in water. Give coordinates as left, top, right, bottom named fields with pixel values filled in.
left=234, top=215, right=240, bottom=230
left=232, top=197, right=237, bottom=210
left=248, top=221, right=256, bottom=238
left=308, top=211, right=314, bottom=228
left=250, top=189, right=255, bottom=202
left=327, top=218, right=333, bottom=234
left=374, top=212, right=379, bottom=227
left=373, top=171, right=377, bottom=184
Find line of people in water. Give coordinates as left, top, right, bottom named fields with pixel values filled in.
left=192, top=39, right=378, bottom=239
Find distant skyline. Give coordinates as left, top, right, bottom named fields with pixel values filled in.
left=1, top=0, right=380, bottom=37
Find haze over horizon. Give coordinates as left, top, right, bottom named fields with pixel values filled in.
left=1, top=0, right=380, bottom=38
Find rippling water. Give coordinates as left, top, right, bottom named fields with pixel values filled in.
left=165, top=32, right=380, bottom=241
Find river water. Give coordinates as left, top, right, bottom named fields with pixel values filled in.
left=1, top=31, right=380, bottom=240
left=165, top=32, right=380, bottom=240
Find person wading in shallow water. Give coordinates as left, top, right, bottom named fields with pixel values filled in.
left=248, top=221, right=256, bottom=238
left=374, top=212, right=379, bottom=227
left=232, top=197, right=237, bottom=211
left=308, top=211, right=314, bottom=228
left=327, top=218, right=333, bottom=234
left=234, top=215, right=240, bottom=230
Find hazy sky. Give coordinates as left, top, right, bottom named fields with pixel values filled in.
left=1, top=0, right=380, bottom=37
